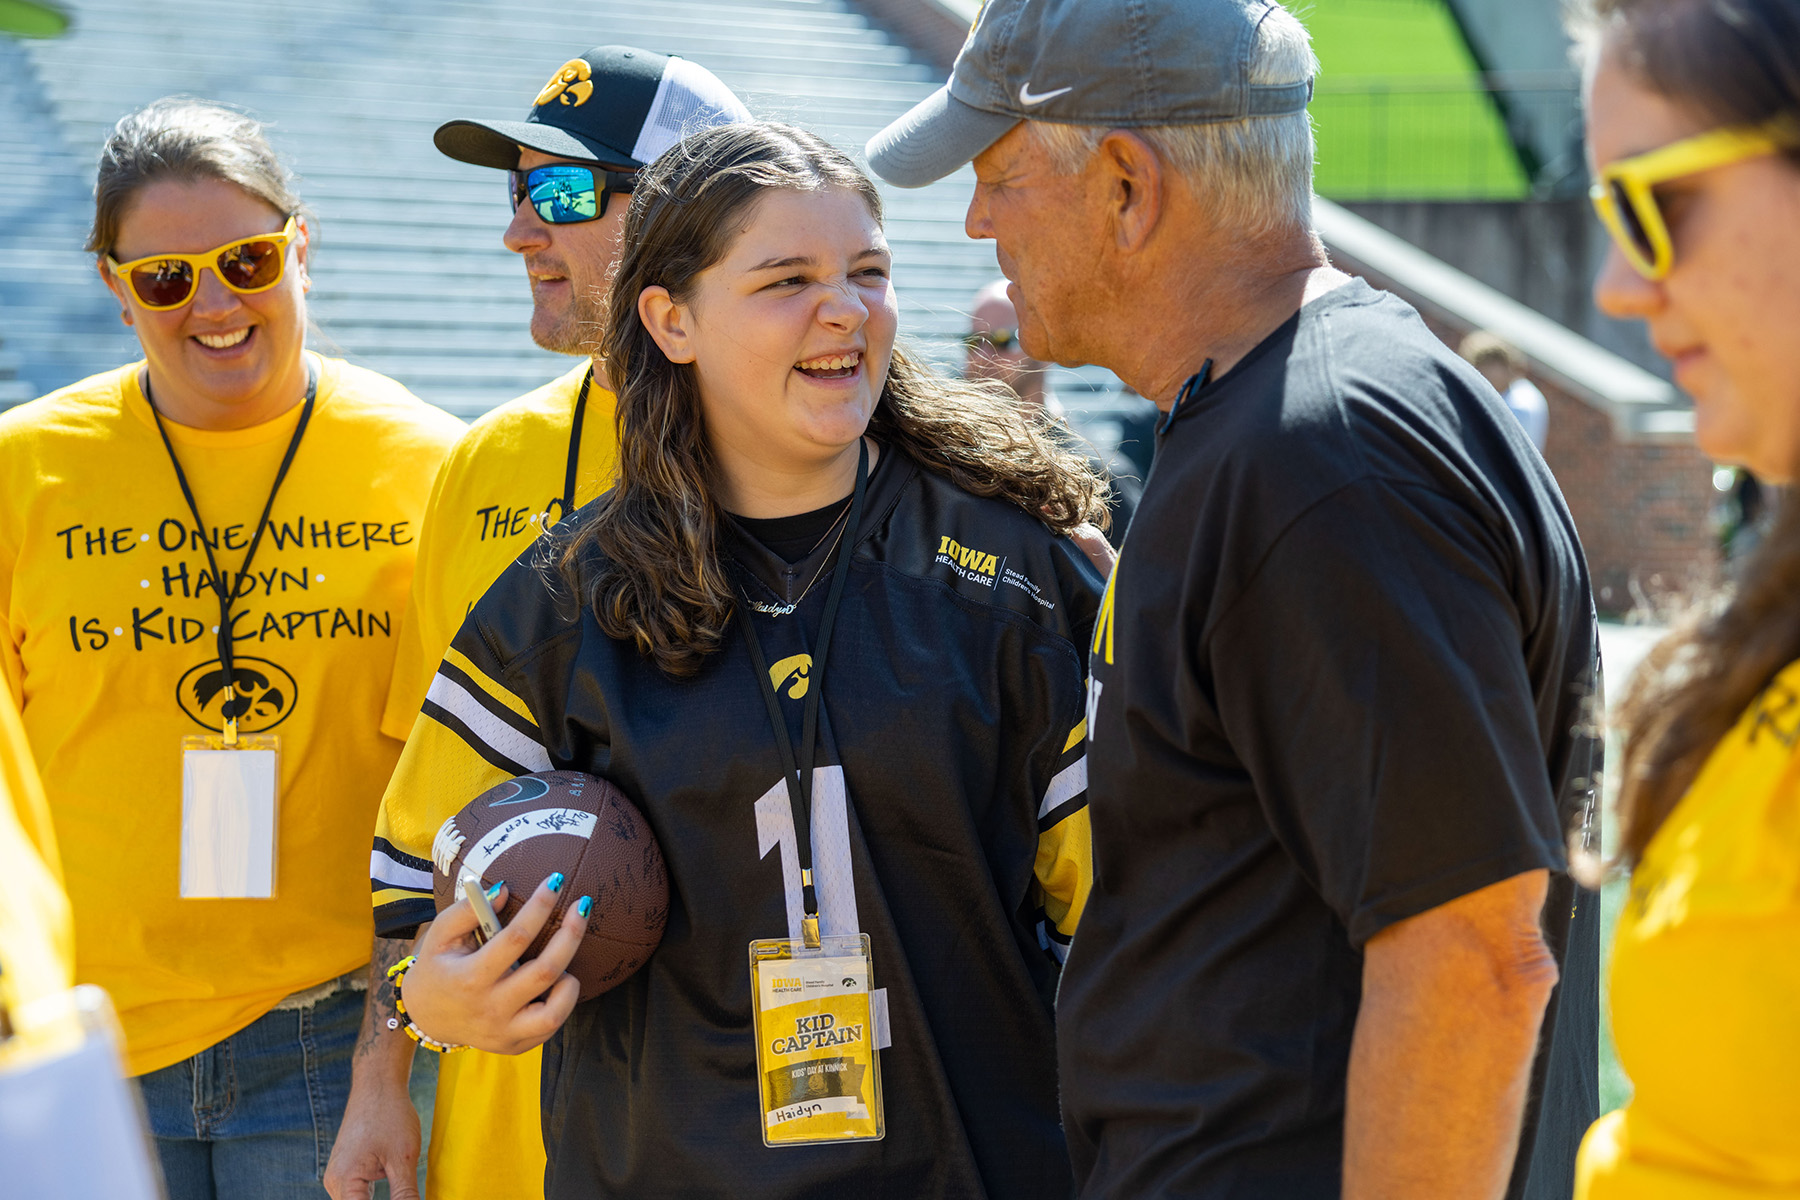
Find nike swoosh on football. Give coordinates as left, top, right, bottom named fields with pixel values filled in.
left=1018, top=82, right=1073, bottom=107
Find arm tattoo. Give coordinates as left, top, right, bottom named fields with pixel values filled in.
left=353, top=935, right=414, bottom=1062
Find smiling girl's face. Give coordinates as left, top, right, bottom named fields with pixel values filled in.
left=639, top=185, right=897, bottom=497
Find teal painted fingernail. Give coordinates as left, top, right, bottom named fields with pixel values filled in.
left=546, top=872, right=565, bottom=893
left=485, top=881, right=504, bottom=902
left=576, top=895, right=593, bottom=918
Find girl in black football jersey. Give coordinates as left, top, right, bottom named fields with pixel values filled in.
left=383, top=122, right=1109, bottom=1198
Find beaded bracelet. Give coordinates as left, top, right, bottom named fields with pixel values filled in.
left=385, top=955, right=468, bottom=1053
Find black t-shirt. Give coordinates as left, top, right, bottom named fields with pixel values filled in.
left=1059, top=279, right=1601, bottom=1199
left=732, top=494, right=856, bottom=565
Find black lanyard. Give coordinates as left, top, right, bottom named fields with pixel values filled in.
left=146, top=364, right=318, bottom=744
left=733, top=441, right=868, bottom=949
left=558, top=365, right=593, bottom=523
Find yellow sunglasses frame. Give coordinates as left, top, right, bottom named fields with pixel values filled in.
left=105, top=215, right=300, bottom=310
left=1591, top=119, right=1798, bottom=280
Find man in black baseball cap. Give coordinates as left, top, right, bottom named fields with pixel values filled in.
left=870, top=3, right=1600, bottom=1200
left=325, top=46, right=750, bottom=1200
left=438, top=45, right=752, bottom=355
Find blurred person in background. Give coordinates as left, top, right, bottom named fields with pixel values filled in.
left=0, top=98, right=463, bottom=1198
left=1575, top=0, right=1800, bottom=1194
left=1461, top=331, right=1550, bottom=452
left=965, top=277, right=1050, bottom=406
left=327, top=47, right=751, bottom=1200
left=869, top=0, right=1601, bottom=1196
left=966, top=279, right=1141, bottom=535
left=1715, top=466, right=1770, bottom=566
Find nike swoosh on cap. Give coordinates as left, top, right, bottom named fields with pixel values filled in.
left=1018, top=82, right=1073, bottom=107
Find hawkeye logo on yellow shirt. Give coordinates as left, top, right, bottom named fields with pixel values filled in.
left=176, top=657, right=298, bottom=734
left=770, top=654, right=812, bottom=701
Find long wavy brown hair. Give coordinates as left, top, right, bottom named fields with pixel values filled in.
left=1581, top=0, right=1800, bottom=869
left=563, top=121, right=1106, bottom=678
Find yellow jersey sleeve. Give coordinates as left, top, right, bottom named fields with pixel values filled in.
left=1034, top=717, right=1093, bottom=960
left=372, top=643, right=550, bottom=937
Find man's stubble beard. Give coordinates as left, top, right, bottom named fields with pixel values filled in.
left=532, top=291, right=607, bottom=357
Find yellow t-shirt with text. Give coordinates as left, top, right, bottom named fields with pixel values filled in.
left=375, top=359, right=617, bottom=1200
left=0, top=355, right=462, bottom=1075
left=1576, top=658, right=1800, bottom=1197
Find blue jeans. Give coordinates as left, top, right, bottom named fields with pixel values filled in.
left=136, top=975, right=363, bottom=1200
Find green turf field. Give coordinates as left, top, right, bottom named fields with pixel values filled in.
left=1299, top=0, right=1534, bottom=199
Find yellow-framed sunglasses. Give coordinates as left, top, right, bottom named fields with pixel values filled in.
left=105, top=215, right=300, bottom=311
left=1591, top=118, right=1799, bottom=280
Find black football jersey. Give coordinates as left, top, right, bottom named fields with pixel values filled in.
left=373, top=448, right=1104, bottom=1198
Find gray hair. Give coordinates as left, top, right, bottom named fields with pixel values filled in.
left=1030, top=5, right=1318, bottom=237
left=87, top=97, right=302, bottom=256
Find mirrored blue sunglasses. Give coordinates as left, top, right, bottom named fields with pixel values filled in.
left=507, top=163, right=637, bottom=225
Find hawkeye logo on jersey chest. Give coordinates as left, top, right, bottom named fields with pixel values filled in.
left=936, top=535, right=999, bottom=586
left=770, top=654, right=811, bottom=700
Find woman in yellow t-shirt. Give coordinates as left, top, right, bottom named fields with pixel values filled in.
left=0, top=99, right=461, bottom=1198
left=1576, top=0, right=1800, bottom=1194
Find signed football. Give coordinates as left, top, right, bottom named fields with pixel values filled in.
left=432, top=771, right=667, bottom=999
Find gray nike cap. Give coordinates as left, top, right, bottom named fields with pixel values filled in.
left=866, top=0, right=1314, bottom=188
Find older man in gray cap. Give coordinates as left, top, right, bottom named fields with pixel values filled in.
left=869, top=3, right=1600, bottom=1199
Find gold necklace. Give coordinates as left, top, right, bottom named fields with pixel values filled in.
left=744, top=502, right=854, bottom=617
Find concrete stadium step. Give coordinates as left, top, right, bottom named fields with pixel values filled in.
left=10, top=0, right=1006, bottom=414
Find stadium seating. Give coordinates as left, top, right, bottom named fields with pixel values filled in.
left=1, top=0, right=1005, bottom=415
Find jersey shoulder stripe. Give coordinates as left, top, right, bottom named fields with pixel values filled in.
left=423, top=669, right=551, bottom=776
left=443, top=646, right=538, bottom=726
left=371, top=836, right=432, bottom=888
left=1039, top=756, right=1088, bottom=827
left=1038, top=719, right=1089, bottom=830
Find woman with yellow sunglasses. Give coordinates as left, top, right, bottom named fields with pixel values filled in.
left=1576, top=0, right=1800, bottom=1197
left=0, top=98, right=463, bottom=1198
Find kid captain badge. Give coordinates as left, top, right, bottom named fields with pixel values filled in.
left=749, top=934, right=884, bottom=1145
left=178, top=725, right=280, bottom=899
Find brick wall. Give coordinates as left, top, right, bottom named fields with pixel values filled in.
left=1404, top=304, right=1718, bottom=616
left=1535, top=375, right=1717, bottom=614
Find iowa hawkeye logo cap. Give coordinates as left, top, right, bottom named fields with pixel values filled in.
left=866, top=0, right=1314, bottom=188
left=435, top=44, right=751, bottom=171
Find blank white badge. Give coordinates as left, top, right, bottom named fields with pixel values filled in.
left=180, top=748, right=278, bottom=898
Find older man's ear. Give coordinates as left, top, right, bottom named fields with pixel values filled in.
left=1094, top=130, right=1166, bottom=255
